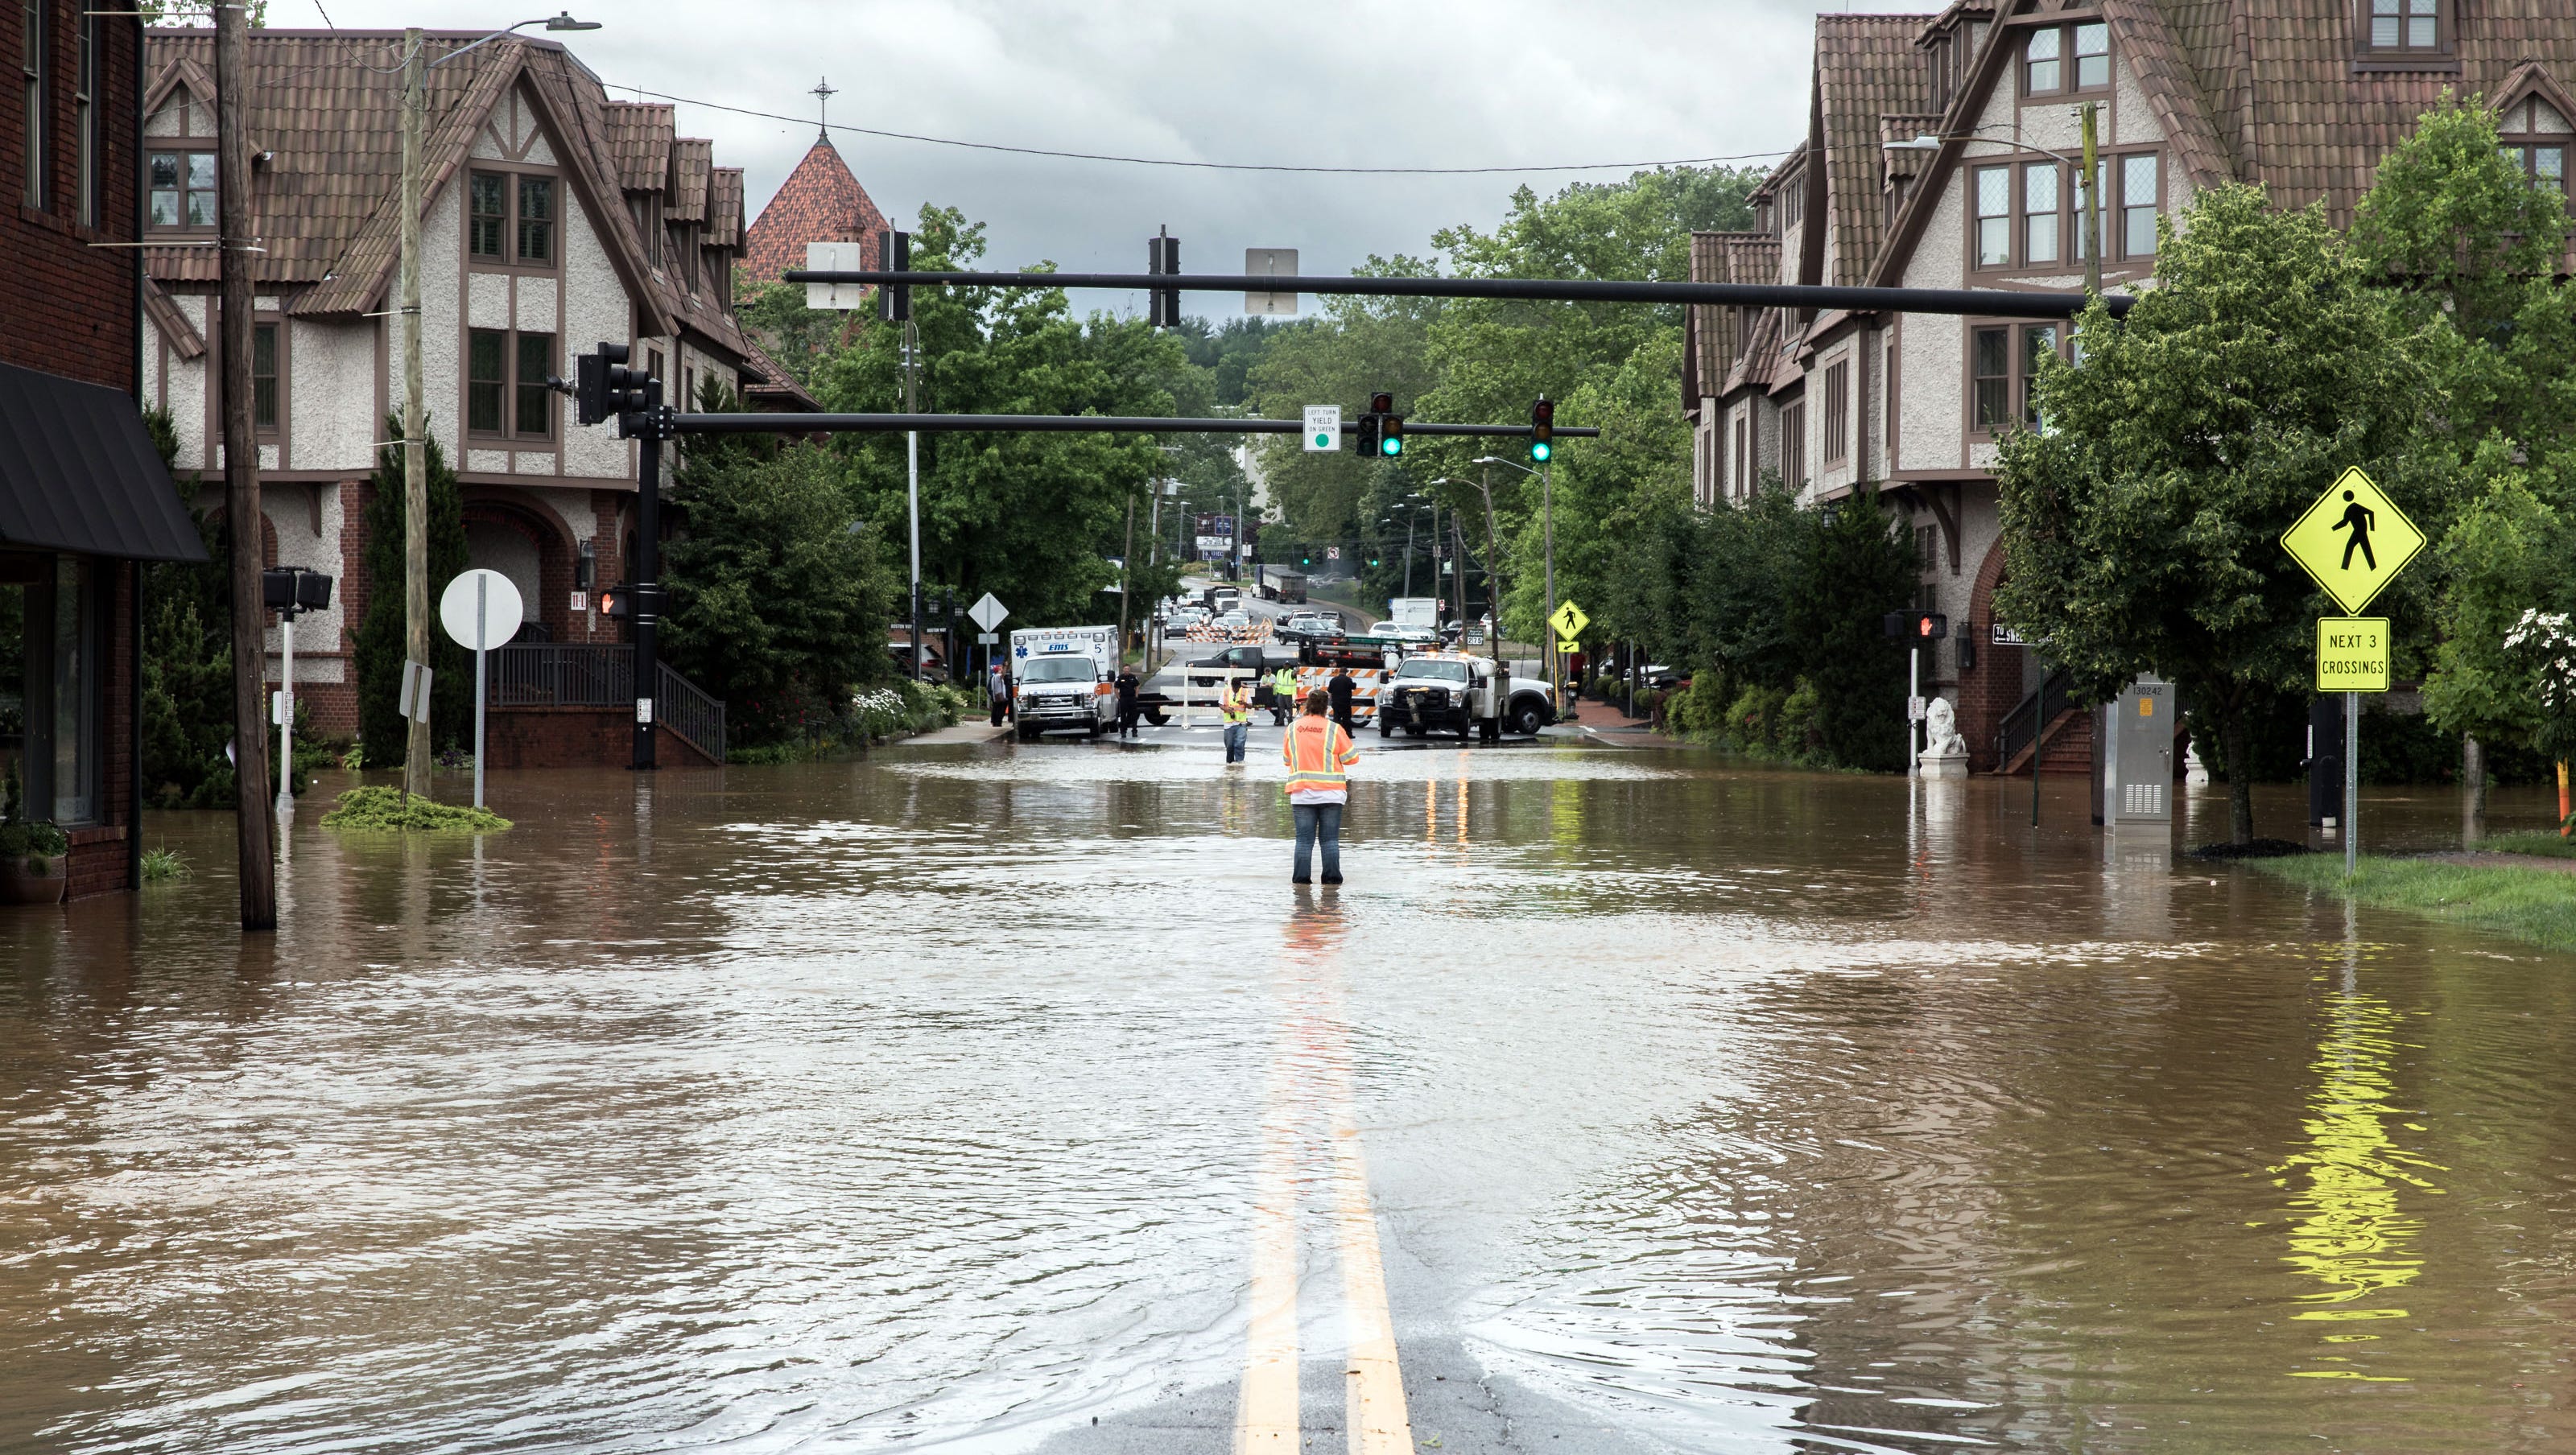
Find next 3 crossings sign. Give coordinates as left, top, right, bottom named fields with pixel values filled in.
left=2283, top=468, right=2422, bottom=692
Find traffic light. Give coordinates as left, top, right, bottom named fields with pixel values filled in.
left=1530, top=396, right=1554, bottom=464
left=1380, top=410, right=1404, bottom=459
left=576, top=343, right=653, bottom=427
left=1147, top=229, right=1180, bottom=328
left=877, top=229, right=910, bottom=323
left=1354, top=410, right=1381, bottom=458
left=1881, top=610, right=1949, bottom=641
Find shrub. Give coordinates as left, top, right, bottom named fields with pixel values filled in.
left=1778, top=678, right=1822, bottom=755
left=140, top=846, right=190, bottom=883
left=0, top=821, right=70, bottom=866
left=1726, top=684, right=1785, bottom=744
left=318, top=786, right=510, bottom=832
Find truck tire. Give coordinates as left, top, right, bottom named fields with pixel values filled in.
left=1015, top=723, right=1035, bottom=743
left=1146, top=710, right=1169, bottom=727
left=1510, top=698, right=1548, bottom=736
left=1377, top=715, right=1392, bottom=738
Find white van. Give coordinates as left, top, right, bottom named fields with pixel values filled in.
left=1009, top=627, right=1119, bottom=741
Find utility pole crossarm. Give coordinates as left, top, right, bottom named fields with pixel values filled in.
left=781, top=270, right=2130, bottom=320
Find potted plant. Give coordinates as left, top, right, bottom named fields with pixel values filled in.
left=0, top=819, right=71, bottom=905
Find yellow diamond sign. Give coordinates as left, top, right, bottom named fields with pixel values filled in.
left=1547, top=600, right=1589, bottom=641
left=2282, top=467, right=2424, bottom=616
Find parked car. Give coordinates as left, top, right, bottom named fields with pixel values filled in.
left=1366, top=620, right=1439, bottom=646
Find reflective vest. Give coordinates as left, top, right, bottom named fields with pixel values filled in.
left=1282, top=715, right=1359, bottom=796
left=1220, top=683, right=1253, bottom=724
left=1272, top=667, right=1298, bottom=700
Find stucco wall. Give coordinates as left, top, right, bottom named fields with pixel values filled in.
left=419, top=180, right=464, bottom=458
left=1896, top=181, right=1965, bottom=476
left=258, top=485, right=349, bottom=681
left=290, top=319, right=378, bottom=476
left=560, top=197, right=630, bottom=481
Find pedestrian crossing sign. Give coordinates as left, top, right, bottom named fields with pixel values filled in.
left=1547, top=601, right=1589, bottom=641
left=2282, top=467, right=2423, bottom=616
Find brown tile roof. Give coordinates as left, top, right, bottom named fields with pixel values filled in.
left=667, top=136, right=712, bottom=224
left=1689, top=231, right=1781, bottom=398
left=739, top=337, right=819, bottom=413
left=1815, top=14, right=1938, bottom=286
left=140, top=31, right=748, bottom=361
left=2099, top=0, right=2236, bottom=190
left=708, top=167, right=744, bottom=249
left=742, top=135, right=891, bottom=282
left=601, top=101, right=673, bottom=192
left=141, top=277, right=203, bottom=361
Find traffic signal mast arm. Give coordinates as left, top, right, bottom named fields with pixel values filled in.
left=781, top=268, right=2132, bottom=320
left=657, top=411, right=1596, bottom=439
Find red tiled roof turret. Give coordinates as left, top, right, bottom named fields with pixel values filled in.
left=743, top=134, right=890, bottom=282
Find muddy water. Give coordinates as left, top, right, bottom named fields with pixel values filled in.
left=2, top=741, right=2573, bottom=1453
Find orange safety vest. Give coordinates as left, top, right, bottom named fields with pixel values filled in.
left=1281, top=715, right=1359, bottom=795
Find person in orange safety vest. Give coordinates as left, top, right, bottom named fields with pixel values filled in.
left=1282, top=687, right=1359, bottom=884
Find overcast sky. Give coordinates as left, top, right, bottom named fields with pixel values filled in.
left=304, top=2, right=1930, bottom=319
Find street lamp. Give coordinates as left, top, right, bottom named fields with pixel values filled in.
left=431, top=12, right=601, bottom=68
left=1893, top=109, right=2103, bottom=299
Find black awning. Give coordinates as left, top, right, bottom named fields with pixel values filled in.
left=0, top=359, right=207, bottom=563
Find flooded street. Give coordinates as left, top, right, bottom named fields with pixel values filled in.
left=4, top=730, right=2574, bottom=1453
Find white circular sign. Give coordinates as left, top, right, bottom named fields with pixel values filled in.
left=440, top=568, right=525, bottom=652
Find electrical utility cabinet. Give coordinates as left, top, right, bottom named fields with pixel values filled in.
left=2104, top=676, right=2176, bottom=823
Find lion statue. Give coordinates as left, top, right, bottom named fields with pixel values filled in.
left=1922, top=696, right=1968, bottom=758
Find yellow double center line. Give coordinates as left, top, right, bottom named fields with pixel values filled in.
left=1236, top=970, right=1412, bottom=1455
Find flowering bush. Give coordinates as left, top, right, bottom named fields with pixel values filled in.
left=2503, top=609, right=2576, bottom=765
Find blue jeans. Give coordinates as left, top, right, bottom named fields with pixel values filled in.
left=1293, top=802, right=1343, bottom=882
left=1224, top=722, right=1248, bottom=761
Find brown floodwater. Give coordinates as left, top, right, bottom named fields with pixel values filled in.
left=2, top=733, right=2572, bottom=1453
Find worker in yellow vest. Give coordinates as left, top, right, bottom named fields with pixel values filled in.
left=1282, top=687, right=1360, bottom=884
left=1220, top=676, right=1254, bottom=765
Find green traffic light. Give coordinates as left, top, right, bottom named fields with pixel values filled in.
left=1381, top=436, right=1402, bottom=458
left=1530, top=439, right=1552, bottom=463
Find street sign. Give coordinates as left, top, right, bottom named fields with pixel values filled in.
left=1302, top=404, right=1340, bottom=453
left=976, top=632, right=999, bottom=645
left=1326, top=546, right=1340, bottom=560
left=439, top=569, right=522, bottom=811
left=2283, top=467, right=2424, bottom=616
left=968, top=591, right=1009, bottom=632
left=440, top=568, right=522, bottom=651
left=803, top=241, right=869, bottom=310
left=1248, top=249, right=1300, bottom=316
left=1555, top=638, right=1579, bottom=657
left=1548, top=600, right=1589, bottom=641
left=2316, top=617, right=2391, bottom=692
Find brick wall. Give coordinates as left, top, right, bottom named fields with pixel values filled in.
left=0, top=10, right=142, bottom=394
left=485, top=705, right=719, bottom=769
left=68, top=563, right=137, bottom=898
left=1957, top=536, right=2021, bottom=773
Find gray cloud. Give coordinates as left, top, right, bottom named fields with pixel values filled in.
left=303, top=2, right=1920, bottom=316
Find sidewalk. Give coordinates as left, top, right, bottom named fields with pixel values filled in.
left=904, top=719, right=1015, bottom=746
left=1560, top=695, right=1669, bottom=745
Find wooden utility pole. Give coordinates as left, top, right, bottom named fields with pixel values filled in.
left=400, top=29, right=431, bottom=798
left=216, top=2, right=275, bottom=929
left=1116, top=493, right=1134, bottom=661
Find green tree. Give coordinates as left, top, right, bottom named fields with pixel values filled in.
left=1243, top=265, right=1443, bottom=555
left=137, top=406, right=237, bottom=806
left=1782, top=488, right=1916, bottom=772
left=734, top=270, right=864, bottom=386
left=663, top=384, right=896, bottom=745
left=810, top=205, right=1183, bottom=629
left=352, top=419, right=471, bottom=761
left=1996, top=184, right=2427, bottom=843
left=2351, top=96, right=2576, bottom=765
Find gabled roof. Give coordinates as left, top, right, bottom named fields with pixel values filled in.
left=668, top=136, right=712, bottom=224
left=1815, top=14, right=1938, bottom=286
left=139, top=30, right=747, bottom=362
left=601, top=101, right=673, bottom=192
left=708, top=167, right=744, bottom=249
left=742, top=134, right=892, bottom=282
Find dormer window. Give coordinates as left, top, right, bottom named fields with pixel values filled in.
left=2500, top=96, right=2570, bottom=195
left=2369, top=0, right=2438, bottom=51
left=2355, top=0, right=2454, bottom=67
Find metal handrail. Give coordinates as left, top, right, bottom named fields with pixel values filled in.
left=1997, top=668, right=2074, bottom=768
left=485, top=644, right=727, bottom=764
left=656, top=662, right=727, bottom=764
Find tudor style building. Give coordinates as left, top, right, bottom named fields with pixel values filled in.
left=1687, top=0, right=2576, bottom=772
left=138, top=29, right=755, bottom=740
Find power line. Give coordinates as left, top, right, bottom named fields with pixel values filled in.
left=603, top=83, right=1791, bottom=176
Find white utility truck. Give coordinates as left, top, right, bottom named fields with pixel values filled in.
left=1009, top=626, right=1118, bottom=741
left=1386, top=597, right=1441, bottom=629
left=1377, top=650, right=1559, bottom=740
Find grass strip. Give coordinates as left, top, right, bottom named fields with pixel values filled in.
left=2479, top=830, right=2576, bottom=860
left=319, top=785, right=511, bottom=833
left=2250, top=853, right=2576, bottom=954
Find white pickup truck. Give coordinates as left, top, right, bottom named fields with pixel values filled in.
left=1376, top=652, right=1559, bottom=739
left=1009, top=626, right=1118, bottom=741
